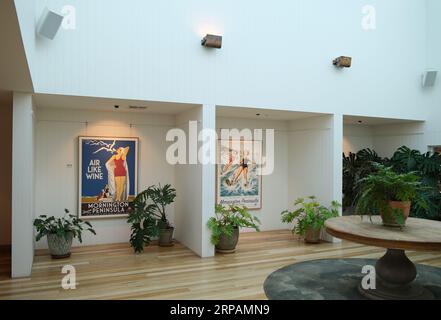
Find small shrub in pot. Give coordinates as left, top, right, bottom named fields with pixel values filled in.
left=281, top=196, right=340, bottom=243
left=34, top=209, right=96, bottom=259
left=355, top=164, right=428, bottom=227
left=207, top=205, right=260, bottom=253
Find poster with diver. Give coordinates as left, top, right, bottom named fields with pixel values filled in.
left=78, top=137, right=138, bottom=218
left=217, top=140, right=262, bottom=209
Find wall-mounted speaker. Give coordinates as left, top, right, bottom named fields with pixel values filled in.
left=422, top=70, right=437, bottom=87
left=37, top=7, right=64, bottom=40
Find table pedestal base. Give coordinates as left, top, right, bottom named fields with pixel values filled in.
left=358, top=249, right=435, bottom=300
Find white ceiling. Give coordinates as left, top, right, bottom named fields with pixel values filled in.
left=216, top=105, right=326, bottom=121
left=33, top=94, right=425, bottom=125
left=343, top=115, right=423, bottom=126
left=34, top=93, right=200, bottom=115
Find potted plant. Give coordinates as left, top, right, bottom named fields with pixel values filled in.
left=127, top=184, right=177, bottom=251
left=127, top=189, right=160, bottom=253
left=145, top=184, right=177, bottom=247
left=34, top=209, right=96, bottom=259
left=207, top=204, right=261, bottom=253
left=281, top=196, right=340, bottom=243
left=355, top=164, right=427, bottom=227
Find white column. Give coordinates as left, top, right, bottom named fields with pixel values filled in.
left=324, top=113, right=343, bottom=243
left=332, top=113, right=343, bottom=206
left=200, top=104, right=216, bottom=257
left=174, top=104, right=215, bottom=257
left=11, top=92, right=35, bottom=277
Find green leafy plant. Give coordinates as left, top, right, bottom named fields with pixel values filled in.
left=343, top=149, right=382, bottom=209
left=144, top=184, right=177, bottom=229
left=127, top=184, right=177, bottom=253
left=391, top=146, right=441, bottom=188
left=343, top=146, right=441, bottom=221
left=355, top=164, right=428, bottom=226
left=34, top=209, right=96, bottom=243
left=127, top=189, right=160, bottom=253
left=207, top=205, right=261, bottom=245
left=281, top=196, right=340, bottom=237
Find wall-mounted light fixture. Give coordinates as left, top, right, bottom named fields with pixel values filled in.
left=37, top=7, right=64, bottom=40
left=201, top=34, right=222, bottom=49
left=333, top=56, right=352, bottom=68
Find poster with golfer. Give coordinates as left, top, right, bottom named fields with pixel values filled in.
left=79, top=136, right=138, bottom=219
left=217, top=139, right=262, bottom=209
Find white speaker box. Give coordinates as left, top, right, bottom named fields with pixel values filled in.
left=37, top=7, right=64, bottom=40
left=422, top=70, right=437, bottom=87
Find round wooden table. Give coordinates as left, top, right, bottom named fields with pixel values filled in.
left=325, top=215, right=441, bottom=300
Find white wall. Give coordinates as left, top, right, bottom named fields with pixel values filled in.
left=216, top=117, right=290, bottom=231
left=288, top=116, right=334, bottom=205
left=215, top=114, right=343, bottom=236
left=427, top=0, right=441, bottom=70
left=174, top=105, right=215, bottom=257
left=34, top=107, right=176, bottom=249
left=15, top=0, right=429, bottom=122
left=373, top=122, right=426, bottom=158
left=425, top=0, right=441, bottom=149
left=288, top=115, right=342, bottom=242
left=11, top=92, right=35, bottom=277
left=343, top=122, right=426, bottom=157
left=343, top=124, right=374, bottom=155
left=200, top=104, right=216, bottom=257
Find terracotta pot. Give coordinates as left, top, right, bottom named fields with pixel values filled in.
left=216, top=227, right=239, bottom=253
left=381, top=201, right=411, bottom=227
left=159, top=227, right=175, bottom=247
left=47, top=232, right=73, bottom=259
left=304, top=228, right=321, bottom=244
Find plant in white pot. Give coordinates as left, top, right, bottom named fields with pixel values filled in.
left=34, top=209, right=96, bottom=259
left=281, top=196, right=340, bottom=243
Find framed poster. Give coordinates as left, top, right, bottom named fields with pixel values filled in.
left=78, top=136, right=138, bottom=219
left=216, top=139, right=262, bottom=209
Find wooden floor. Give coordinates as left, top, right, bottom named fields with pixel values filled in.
left=1, top=230, right=441, bottom=300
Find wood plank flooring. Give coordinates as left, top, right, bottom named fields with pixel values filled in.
left=1, top=230, right=441, bottom=300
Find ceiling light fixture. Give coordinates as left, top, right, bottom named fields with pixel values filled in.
left=201, top=34, right=222, bottom=49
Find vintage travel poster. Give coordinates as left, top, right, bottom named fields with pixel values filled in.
left=217, top=139, right=262, bottom=209
left=78, top=137, right=138, bottom=218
